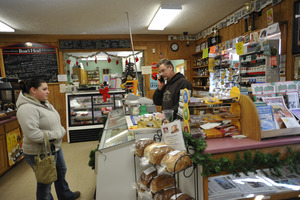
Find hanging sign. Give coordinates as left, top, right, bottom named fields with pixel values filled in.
left=202, top=48, right=209, bottom=59
left=150, top=61, right=158, bottom=90
left=235, top=42, right=244, bottom=55
left=182, top=89, right=190, bottom=134
left=267, top=8, right=273, bottom=25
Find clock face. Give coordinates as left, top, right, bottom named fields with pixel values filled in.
left=171, top=43, right=179, bottom=51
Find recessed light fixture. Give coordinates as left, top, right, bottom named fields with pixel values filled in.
left=148, top=5, right=182, bottom=30
left=0, top=21, right=15, bottom=32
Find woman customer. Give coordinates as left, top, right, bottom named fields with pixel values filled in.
left=16, top=78, right=80, bottom=200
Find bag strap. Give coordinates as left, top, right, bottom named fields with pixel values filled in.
left=36, top=132, right=51, bottom=161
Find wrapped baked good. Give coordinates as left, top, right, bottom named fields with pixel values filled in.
left=143, top=142, right=165, bottom=160
left=148, top=145, right=174, bottom=165
left=136, top=166, right=157, bottom=191
left=160, top=150, right=192, bottom=173
left=150, top=174, right=175, bottom=194
left=134, top=138, right=155, bottom=157
left=153, top=187, right=182, bottom=200
left=170, top=193, right=194, bottom=200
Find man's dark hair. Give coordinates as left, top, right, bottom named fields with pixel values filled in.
left=157, top=58, right=174, bottom=70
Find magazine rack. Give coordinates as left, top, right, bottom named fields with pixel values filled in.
left=238, top=94, right=300, bottom=140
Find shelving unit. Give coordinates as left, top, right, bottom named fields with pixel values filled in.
left=209, top=50, right=239, bottom=96
left=239, top=40, right=280, bottom=94
left=87, top=70, right=100, bottom=85
left=192, top=51, right=210, bottom=97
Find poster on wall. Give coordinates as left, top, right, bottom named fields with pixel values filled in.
left=150, top=61, right=158, bottom=90
left=267, top=8, right=273, bottom=25
left=6, top=128, right=23, bottom=166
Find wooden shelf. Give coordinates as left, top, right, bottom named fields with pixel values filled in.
left=193, top=86, right=209, bottom=89
left=192, top=51, right=203, bottom=56
left=193, top=65, right=208, bottom=69
left=192, top=76, right=209, bottom=78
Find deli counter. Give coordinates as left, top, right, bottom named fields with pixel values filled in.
left=94, top=109, right=201, bottom=200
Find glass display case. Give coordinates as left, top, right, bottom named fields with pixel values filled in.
left=66, top=90, right=125, bottom=143
left=101, top=124, right=133, bottom=148
left=96, top=108, right=135, bottom=200
left=68, top=94, right=114, bottom=126
left=0, top=82, right=20, bottom=111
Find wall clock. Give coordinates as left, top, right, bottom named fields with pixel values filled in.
left=170, top=43, right=179, bottom=52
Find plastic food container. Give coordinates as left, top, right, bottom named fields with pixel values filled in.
left=129, top=100, right=140, bottom=115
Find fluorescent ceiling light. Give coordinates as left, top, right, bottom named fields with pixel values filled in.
left=0, top=21, right=14, bottom=32
left=148, top=5, right=182, bottom=30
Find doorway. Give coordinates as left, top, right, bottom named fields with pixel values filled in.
left=63, top=51, right=144, bottom=95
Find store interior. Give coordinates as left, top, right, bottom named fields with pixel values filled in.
left=1, top=0, right=300, bottom=200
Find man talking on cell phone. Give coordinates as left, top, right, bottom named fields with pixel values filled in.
left=153, top=58, right=193, bottom=119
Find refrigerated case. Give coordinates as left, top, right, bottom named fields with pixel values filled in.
left=95, top=110, right=135, bottom=200
left=66, top=90, right=125, bottom=143
left=95, top=110, right=202, bottom=200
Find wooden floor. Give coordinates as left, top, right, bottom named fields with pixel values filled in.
left=0, top=140, right=99, bottom=200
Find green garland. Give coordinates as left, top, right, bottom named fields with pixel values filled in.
left=183, top=132, right=300, bottom=177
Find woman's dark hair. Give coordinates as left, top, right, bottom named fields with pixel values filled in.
left=156, top=58, right=174, bottom=70
left=20, top=78, right=46, bottom=94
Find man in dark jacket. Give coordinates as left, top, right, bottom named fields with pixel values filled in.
left=153, top=58, right=193, bottom=118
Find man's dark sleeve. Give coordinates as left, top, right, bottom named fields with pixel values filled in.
left=153, top=88, right=164, bottom=105
left=180, top=79, right=193, bottom=92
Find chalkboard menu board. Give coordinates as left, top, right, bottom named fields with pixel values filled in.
left=2, top=42, right=58, bottom=83
left=59, top=39, right=131, bottom=49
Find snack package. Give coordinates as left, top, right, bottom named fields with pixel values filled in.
left=203, top=129, right=223, bottom=138
left=160, top=150, right=192, bottom=173
left=219, top=125, right=240, bottom=136
left=134, top=138, right=155, bottom=157
left=137, top=116, right=162, bottom=128
left=150, top=174, right=175, bottom=194
left=153, top=187, right=182, bottom=200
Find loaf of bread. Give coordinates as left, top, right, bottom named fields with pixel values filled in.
left=153, top=187, right=182, bottom=200
left=160, top=150, right=192, bottom=173
left=137, top=166, right=157, bottom=191
left=150, top=174, right=175, bottom=194
left=134, top=138, right=155, bottom=157
left=143, top=142, right=165, bottom=161
left=170, top=193, right=194, bottom=200
left=148, top=145, right=174, bottom=165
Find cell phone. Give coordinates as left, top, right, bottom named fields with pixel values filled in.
left=158, top=76, right=164, bottom=83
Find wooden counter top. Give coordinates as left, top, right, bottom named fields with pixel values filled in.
left=0, top=116, right=17, bottom=126
left=204, top=135, right=300, bottom=155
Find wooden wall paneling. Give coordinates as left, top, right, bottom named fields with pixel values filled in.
left=0, top=134, right=8, bottom=175
left=273, top=3, right=282, bottom=23
left=286, top=0, right=294, bottom=81
left=280, top=0, right=288, bottom=22
left=0, top=49, right=4, bottom=77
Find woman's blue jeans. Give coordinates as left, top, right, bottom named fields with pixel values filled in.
left=24, top=148, right=75, bottom=200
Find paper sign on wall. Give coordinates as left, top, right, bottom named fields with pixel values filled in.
left=142, top=66, right=151, bottom=75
